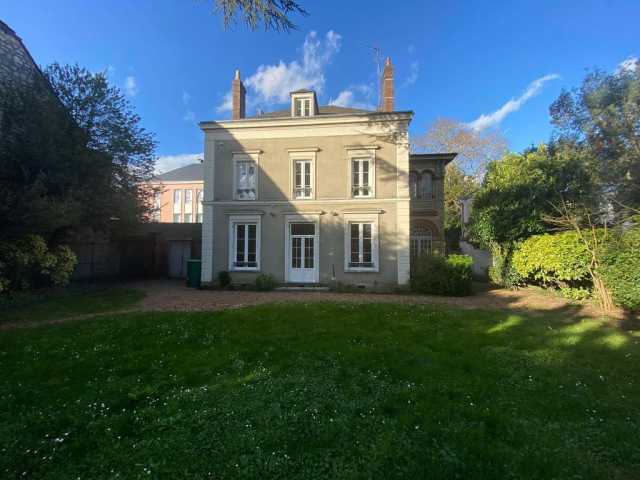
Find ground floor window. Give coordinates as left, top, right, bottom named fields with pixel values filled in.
left=344, top=214, right=378, bottom=271
left=410, top=223, right=433, bottom=259
left=228, top=215, right=261, bottom=271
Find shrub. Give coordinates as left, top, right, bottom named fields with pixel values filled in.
left=411, top=254, right=473, bottom=296
left=255, top=273, right=278, bottom=291
left=0, top=235, right=77, bottom=294
left=600, top=227, right=640, bottom=311
left=512, top=232, right=592, bottom=299
left=488, top=243, right=523, bottom=289
left=217, top=270, right=231, bottom=289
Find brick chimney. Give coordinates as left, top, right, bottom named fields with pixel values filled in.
left=232, top=69, right=246, bottom=120
left=381, top=57, right=394, bottom=112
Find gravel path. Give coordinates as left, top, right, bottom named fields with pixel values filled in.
left=133, top=279, right=618, bottom=320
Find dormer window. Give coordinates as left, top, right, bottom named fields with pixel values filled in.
left=290, top=90, right=317, bottom=117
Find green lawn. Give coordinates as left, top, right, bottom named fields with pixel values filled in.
left=0, top=303, right=638, bottom=479
left=0, top=286, right=145, bottom=325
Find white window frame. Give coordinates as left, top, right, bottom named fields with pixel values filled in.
left=289, top=150, right=317, bottom=200
left=347, top=148, right=376, bottom=199
left=196, top=189, right=203, bottom=223
left=291, top=93, right=315, bottom=117
left=172, top=189, right=182, bottom=222
left=344, top=213, right=379, bottom=272
left=228, top=214, right=261, bottom=271
left=232, top=152, right=260, bottom=201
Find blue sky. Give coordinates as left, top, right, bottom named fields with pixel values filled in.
left=3, top=0, right=639, bottom=172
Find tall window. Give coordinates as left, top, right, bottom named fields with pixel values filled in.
left=294, top=159, right=313, bottom=199
left=233, top=223, right=257, bottom=269
left=172, top=189, right=182, bottom=223
left=235, top=160, right=257, bottom=200
left=196, top=190, right=203, bottom=223
left=153, top=192, right=161, bottom=222
left=345, top=220, right=378, bottom=271
left=184, top=190, right=193, bottom=223
left=352, top=158, right=372, bottom=197
left=410, top=224, right=433, bottom=259
left=409, top=171, right=434, bottom=200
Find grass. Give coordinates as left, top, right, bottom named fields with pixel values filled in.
left=0, top=303, right=638, bottom=479
left=0, top=286, right=145, bottom=325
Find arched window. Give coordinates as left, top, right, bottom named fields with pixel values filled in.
left=410, top=223, right=433, bottom=259
left=409, top=171, right=419, bottom=199
left=421, top=171, right=433, bottom=198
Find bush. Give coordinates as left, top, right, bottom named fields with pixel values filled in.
left=488, top=243, right=523, bottom=289
left=512, top=232, right=592, bottom=299
left=600, top=227, right=640, bottom=311
left=255, top=273, right=278, bottom=291
left=217, top=271, right=231, bottom=289
left=0, top=235, right=77, bottom=294
left=411, top=254, right=473, bottom=296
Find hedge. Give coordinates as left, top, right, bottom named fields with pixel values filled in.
left=411, top=254, right=473, bottom=296
left=600, top=227, right=640, bottom=311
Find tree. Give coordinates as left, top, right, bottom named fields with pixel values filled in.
left=550, top=64, right=640, bottom=209
left=467, top=145, right=597, bottom=248
left=413, top=118, right=508, bottom=178
left=44, top=63, right=157, bottom=233
left=0, top=78, right=97, bottom=239
left=207, top=0, right=307, bottom=32
left=413, top=118, right=507, bottom=232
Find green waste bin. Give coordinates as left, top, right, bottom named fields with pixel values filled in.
left=186, top=259, right=202, bottom=288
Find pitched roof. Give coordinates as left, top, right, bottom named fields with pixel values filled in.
left=252, top=105, right=372, bottom=119
left=152, top=163, right=203, bottom=182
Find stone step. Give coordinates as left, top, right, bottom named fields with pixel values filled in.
left=275, top=285, right=330, bottom=292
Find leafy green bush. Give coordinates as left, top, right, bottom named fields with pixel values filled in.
left=488, top=243, right=523, bottom=289
left=513, top=232, right=591, bottom=286
left=255, top=273, right=278, bottom=291
left=0, top=235, right=77, bottom=294
left=217, top=271, right=231, bottom=289
left=600, top=227, right=640, bottom=311
left=411, top=254, right=473, bottom=296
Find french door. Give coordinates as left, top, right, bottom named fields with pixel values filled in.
left=287, top=222, right=319, bottom=283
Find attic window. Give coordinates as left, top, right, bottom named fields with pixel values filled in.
left=291, top=92, right=315, bottom=117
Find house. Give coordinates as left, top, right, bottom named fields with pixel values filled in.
left=199, top=59, right=454, bottom=287
left=148, top=163, right=204, bottom=223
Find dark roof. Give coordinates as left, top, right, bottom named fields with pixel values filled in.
left=410, top=152, right=458, bottom=165
left=153, top=163, right=203, bottom=182
left=252, top=105, right=372, bottom=119
left=290, top=88, right=314, bottom=94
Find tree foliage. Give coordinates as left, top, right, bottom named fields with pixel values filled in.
left=467, top=145, right=596, bottom=247
left=209, top=0, right=308, bottom=32
left=550, top=64, right=640, bottom=208
left=44, top=63, right=157, bottom=233
left=414, top=117, right=508, bottom=177
left=444, top=163, right=477, bottom=231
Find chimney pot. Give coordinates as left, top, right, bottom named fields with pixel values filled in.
left=232, top=69, right=246, bottom=120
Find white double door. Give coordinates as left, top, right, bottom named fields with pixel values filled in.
left=285, top=219, right=319, bottom=283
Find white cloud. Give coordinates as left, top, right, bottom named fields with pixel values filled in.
left=217, top=30, right=342, bottom=112
left=182, top=91, right=191, bottom=105
left=329, top=83, right=376, bottom=110
left=467, top=73, right=560, bottom=131
left=402, top=61, right=419, bottom=88
left=183, top=110, right=196, bottom=123
left=617, top=56, right=639, bottom=73
left=216, top=91, right=233, bottom=114
left=154, top=153, right=203, bottom=174
left=124, top=76, right=137, bottom=97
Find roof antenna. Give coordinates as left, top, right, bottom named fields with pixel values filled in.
left=372, top=45, right=383, bottom=110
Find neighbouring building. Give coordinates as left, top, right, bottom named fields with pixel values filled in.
left=148, top=163, right=204, bottom=223
left=199, top=59, right=455, bottom=287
